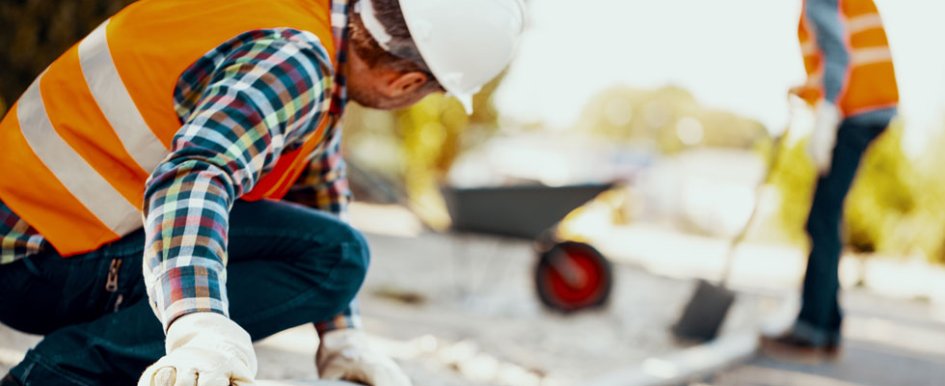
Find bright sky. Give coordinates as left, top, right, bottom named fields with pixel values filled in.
left=494, top=0, right=945, bottom=153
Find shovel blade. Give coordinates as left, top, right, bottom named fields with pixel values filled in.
left=672, top=279, right=736, bottom=342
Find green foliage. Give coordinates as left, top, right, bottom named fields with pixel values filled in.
left=575, top=85, right=768, bottom=153
left=394, top=76, right=507, bottom=228
left=343, top=75, right=507, bottom=228
left=395, top=95, right=469, bottom=228
left=768, top=136, right=816, bottom=245
left=899, top=129, right=945, bottom=263
left=845, top=122, right=917, bottom=253
left=772, top=120, right=945, bottom=263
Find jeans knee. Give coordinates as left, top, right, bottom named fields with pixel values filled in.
left=299, top=222, right=370, bottom=303
left=339, top=225, right=370, bottom=294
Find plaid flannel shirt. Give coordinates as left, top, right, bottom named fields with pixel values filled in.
left=0, top=0, right=360, bottom=333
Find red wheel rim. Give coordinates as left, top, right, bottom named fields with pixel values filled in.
left=544, top=247, right=606, bottom=308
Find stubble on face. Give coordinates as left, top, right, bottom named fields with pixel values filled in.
left=346, top=74, right=433, bottom=110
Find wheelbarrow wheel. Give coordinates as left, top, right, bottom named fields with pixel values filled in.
left=534, top=241, right=613, bottom=313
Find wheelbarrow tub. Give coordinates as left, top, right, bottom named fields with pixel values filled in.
left=442, top=183, right=613, bottom=239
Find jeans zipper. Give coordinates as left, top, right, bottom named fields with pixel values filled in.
left=106, top=258, right=124, bottom=312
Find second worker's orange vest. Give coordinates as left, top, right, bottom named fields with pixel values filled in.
left=797, top=0, right=899, bottom=117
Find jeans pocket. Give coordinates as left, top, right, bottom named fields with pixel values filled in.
left=0, top=259, right=47, bottom=333
left=0, top=260, right=32, bottom=303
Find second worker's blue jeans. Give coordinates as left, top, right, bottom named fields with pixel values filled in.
left=0, top=200, right=369, bottom=386
left=794, top=117, right=888, bottom=345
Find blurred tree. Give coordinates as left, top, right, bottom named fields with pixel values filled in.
left=0, top=0, right=136, bottom=107
left=845, top=121, right=917, bottom=253
left=769, top=120, right=945, bottom=264
left=768, top=135, right=816, bottom=245
left=342, top=74, right=508, bottom=230
left=394, top=75, right=506, bottom=229
left=904, top=128, right=945, bottom=263
left=575, top=85, right=767, bottom=153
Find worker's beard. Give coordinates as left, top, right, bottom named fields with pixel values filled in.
left=347, top=84, right=392, bottom=110
left=347, top=82, right=426, bottom=111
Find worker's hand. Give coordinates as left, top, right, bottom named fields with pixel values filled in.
left=807, top=101, right=842, bottom=176
left=789, top=82, right=821, bottom=106
left=317, top=329, right=412, bottom=386
left=788, top=84, right=808, bottom=98
left=138, top=313, right=257, bottom=386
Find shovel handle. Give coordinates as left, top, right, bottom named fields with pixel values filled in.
left=719, top=99, right=801, bottom=284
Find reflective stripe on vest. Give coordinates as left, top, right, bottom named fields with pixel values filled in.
left=18, top=77, right=144, bottom=238
left=79, top=21, right=169, bottom=172
left=851, top=47, right=892, bottom=66
left=846, top=13, right=883, bottom=34
left=0, top=0, right=337, bottom=256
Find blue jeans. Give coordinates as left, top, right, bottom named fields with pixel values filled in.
left=0, top=200, right=369, bottom=386
left=794, top=117, right=888, bottom=345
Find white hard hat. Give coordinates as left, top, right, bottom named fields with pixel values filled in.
left=396, top=0, right=526, bottom=114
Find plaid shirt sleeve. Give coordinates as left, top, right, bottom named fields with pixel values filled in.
left=142, top=29, right=334, bottom=331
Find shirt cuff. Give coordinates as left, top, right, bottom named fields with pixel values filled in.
left=151, top=266, right=228, bottom=331
left=315, top=311, right=361, bottom=335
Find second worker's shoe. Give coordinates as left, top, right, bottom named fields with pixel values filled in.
left=759, top=332, right=841, bottom=364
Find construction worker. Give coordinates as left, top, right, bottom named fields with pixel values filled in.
left=761, top=0, right=898, bottom=361
left=0, top=0, right=525, bottom=385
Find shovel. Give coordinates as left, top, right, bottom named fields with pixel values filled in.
left=671, top=106, right=795, bottom=342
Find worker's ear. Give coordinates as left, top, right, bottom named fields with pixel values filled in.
left=384, top=71, right=430, bottom=98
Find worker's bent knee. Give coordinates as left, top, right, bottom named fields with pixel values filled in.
left=328, top=224, right=371, bottom=303
left=297, top=220, right=370, bottom=305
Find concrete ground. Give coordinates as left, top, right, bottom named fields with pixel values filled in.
left=703, top=289, right=945, bottom=386
left=0, top=227, right=779, bottom=386
left=586, top=223, right=945, bottom=386
left=318, top=231, right=779, bottom=386
left=3, top=205, right=944, bottom=385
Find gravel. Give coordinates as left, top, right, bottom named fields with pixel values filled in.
left=0, top=231, right=778, bottom=385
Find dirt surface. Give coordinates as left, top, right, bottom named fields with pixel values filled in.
left=0, top=231, right=776, bottom=386
left=254, top=232, right=776, bottom=385
left=704, top=290, right=945, bottom=386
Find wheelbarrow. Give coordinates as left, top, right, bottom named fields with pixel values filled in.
left=441, top=183, right=615, bottom=313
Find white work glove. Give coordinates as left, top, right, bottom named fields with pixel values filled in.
left=317, top=329, right=412, bottom=386
left=138, top=313, right=258, bottom=386
left=807, top=101, right=842, bottom=175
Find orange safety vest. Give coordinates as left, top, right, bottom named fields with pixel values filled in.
left=797, top=0, right=899, bottom=118
left=0, top=0, right=337, bottom=256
